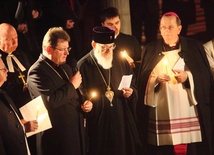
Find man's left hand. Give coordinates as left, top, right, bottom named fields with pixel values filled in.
left=122, top=88, right=133, bottom=98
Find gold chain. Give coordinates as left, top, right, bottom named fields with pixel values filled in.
left=90, top=52, right=114, bottom=106
left=90, top=52, right=110, bottom=87
left=42, top=58, right=69, bottom=80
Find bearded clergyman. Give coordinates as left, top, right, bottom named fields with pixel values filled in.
left=77, top=26, right=144, bottom=155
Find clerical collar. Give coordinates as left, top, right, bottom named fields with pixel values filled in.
left=163, top=41, right=180, bottom=51
left=40, top=54, right=69, bottom=81
left=41, top=54, right=60, bottom=67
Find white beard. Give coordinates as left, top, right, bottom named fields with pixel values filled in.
left=94, top=48, right=113, bottom=69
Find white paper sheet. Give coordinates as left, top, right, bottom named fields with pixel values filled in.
left=118, top=74, right=133, bottom=90
left=172, top=57, right=185, bottom=71
left=19, top=96, right=52, bottom=137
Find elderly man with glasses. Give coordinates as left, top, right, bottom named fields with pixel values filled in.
left=77, top=26, right=143, bottom=155
left=137, top=12, right=213, bottom=155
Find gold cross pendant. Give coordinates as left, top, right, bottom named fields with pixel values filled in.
left=18, top=71, right=26, bottom=84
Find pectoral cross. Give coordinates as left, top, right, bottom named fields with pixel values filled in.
left=18, top=71, right=26, bottom=84
left=18, top=71, right=27, bottom=90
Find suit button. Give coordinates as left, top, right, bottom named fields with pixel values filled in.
left=20, top=140, right=24, bottom=144
left=16, top=125, right=20, bottom=128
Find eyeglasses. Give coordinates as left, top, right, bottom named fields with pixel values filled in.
left=0, top=67, right=8, bottom=71
left=53, top=47, right=72, bottom=52
left=99, top=44, right=116, bottom=51
left=160, top=26, right=175, bottom=31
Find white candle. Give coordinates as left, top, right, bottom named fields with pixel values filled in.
left=36, top=106, right=40, bottom=121
left=163, top=59, right=168, bottom=74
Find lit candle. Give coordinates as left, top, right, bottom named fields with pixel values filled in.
left=121, top=50, right=127, bottom=58
left=163, top=59, right=168, bottom=74
left=36, top=106, right=40, bottom=121
left=88, top=91, right=97, bottom=101
left=121, top=50, right=135, bottom=67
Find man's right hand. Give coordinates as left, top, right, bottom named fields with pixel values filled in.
left=156, top=73, right=171, bottom=83
left=69, top=71, right=82, bottom=89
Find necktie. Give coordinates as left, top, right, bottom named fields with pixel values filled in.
left=6, top=54, right=26, bottom=72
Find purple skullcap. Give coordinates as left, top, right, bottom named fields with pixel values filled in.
left=93, top=26, right=115, bottom=44
left=162, top=12, right=180, bottom=20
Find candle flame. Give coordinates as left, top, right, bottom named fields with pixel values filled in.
left=121, top=50, right=127, bottom=58
left=121, top=50, right=135, bottom=68
left=89, top=91, right=97, bottom=101
left=163, top=59, right=168, bottom=65
left=91, top=92, right=97, bottom=98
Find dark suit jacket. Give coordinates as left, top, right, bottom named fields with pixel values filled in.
left=0, top=89, right=28, bottom=155
left=137, top=36, right=213, bottom=154
left=27, top=54, right=85, bottom=155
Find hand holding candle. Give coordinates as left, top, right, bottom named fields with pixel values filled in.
left=81, top=91, right=97, bottom=112
left=156, top=58, right=170, bottom=83
left=82, top=101, right=93, bottom=113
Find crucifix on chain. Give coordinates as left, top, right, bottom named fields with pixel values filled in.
left=18, top=71, right=26, bottom=84
left=12, top=64, right=27, bottom=90
left=18, top=71, right=28, bottom=90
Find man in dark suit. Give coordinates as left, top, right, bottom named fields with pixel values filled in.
left=27, top=27, right=92, bottom=155
left=0, top=55, right=38, bottom=155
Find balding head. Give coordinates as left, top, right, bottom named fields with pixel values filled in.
left=0, top=23, right=18, bottom=54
